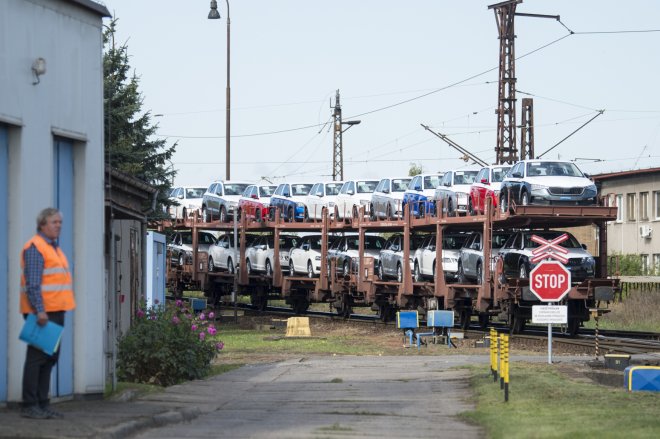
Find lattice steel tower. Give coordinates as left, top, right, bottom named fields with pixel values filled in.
left=332, top=90, right=344, bottom=181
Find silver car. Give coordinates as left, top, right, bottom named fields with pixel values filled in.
left=412, top=233, right=470, bottom=282
left=457, top=231, right=513, bottom=284
left=370, top=177, right=411, bottom=220
left=327, top=234, right=386, bottom=275
left=433, top=169, right=480, bottom=215
left=378, top=234, right=424, bottom=282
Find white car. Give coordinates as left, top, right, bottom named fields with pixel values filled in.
left=433, top=169, right=480, bottom=215
left=245, top=235, right=299, bottom=276
left=334, top=179, right=379, bottom=220
left=304, top=181, right=344, bottom=220
left=208, top=233, right=241, bottom=273
left=289, top=234, right=323, bottom=277
left=369, top=177, right=411, bottom=220
left=412, top=233, right=470, bottom=282
left=168, top=186, right=206, bottom=219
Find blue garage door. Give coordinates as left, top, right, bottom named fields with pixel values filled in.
left=0, top=125, right=8, bottom=402
left=53, top=138, right=74, bottom=397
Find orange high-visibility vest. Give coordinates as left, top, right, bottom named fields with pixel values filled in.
left=20, top=234, right=75, bottom=313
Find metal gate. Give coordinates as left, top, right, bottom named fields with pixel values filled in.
left=53, top=137, right=74, bottom=397
left=0, top=125, right=8, bottom=401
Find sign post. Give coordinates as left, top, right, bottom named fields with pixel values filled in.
left=530, top=259, right=571, bottom=364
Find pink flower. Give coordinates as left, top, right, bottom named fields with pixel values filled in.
left=199, top=313, right=206, bottom=321
left=191, top=324, right=198, bottom=331
left=208, top=312, right=215, bottom=319
left=199, top=332, right=206, bottom=341
left=172, top=316, right=180, bottom=324
left=136, top=309, right=145, bottom=318
left=207, top=326, right=217, bottom=335
left=175, top=299, right=183, bottom=307
left=185, top=313, right=192, bottom=320
left=216, top=342, right=224, bottom=350
left=154, top=299, right=160, bottom=305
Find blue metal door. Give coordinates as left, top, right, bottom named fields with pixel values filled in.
left=0, top=125, right=8, bottom=402
left=53, top=138, right=74, bottom=397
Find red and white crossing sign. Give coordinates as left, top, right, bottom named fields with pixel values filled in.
left=530, top=233, right=569, bottom=264
left=529, top=261, right=571, bottom=302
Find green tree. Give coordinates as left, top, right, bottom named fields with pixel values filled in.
left=408, top=162, right=423, bottom=176
left=104, top=19, right=177, bottom=217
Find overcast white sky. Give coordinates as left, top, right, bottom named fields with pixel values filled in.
left=101, top=0, right=660, bottom=187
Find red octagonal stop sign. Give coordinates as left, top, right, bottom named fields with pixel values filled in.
left=529, top=261, right=572, bottom=302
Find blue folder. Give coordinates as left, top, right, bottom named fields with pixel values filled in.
left=19, top=314, right=64, bottom=356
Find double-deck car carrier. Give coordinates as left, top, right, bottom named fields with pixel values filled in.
left=159, top=197, right=618, bottom=335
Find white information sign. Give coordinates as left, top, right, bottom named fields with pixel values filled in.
left=532, top=305, right=568, bottom=325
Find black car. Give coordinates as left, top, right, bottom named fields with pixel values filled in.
left=168, top=231, right=217, bottom=266
left=498, top=230, right=595, bottom=284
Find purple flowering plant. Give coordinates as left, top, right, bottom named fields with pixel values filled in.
left=117, top=299, right=224, bottom=386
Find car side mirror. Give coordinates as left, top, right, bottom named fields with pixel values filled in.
left=347, top=189, right=355, bottom=196
left=512, top=172, right=522, bottom=178
left=302, top=243, right=311, bottom=251
left=583, top=173, right=590, bottom=178
left=444, top=182, right=451, bottom=187
left=251, top=194, right=258, bottom=199
left=383, top=188, right=390, bottom=194
left=317, top=193, right=323, bottom=198
left=414, top=185, right=421, bottom=191
left=582, top=244, right=587, bottom=250
left=481, top=178, right=488, bottom=184
left=429, top=245, right=435, bottom=251
left=177, top=194, right=184, bottom=199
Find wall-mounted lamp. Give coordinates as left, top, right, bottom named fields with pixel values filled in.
left=32, top=57, right=46, bottom=85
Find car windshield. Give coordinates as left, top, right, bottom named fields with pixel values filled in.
left=325, top=183, right=343, bottom=195
left=493, top=232, right=512, bottom=249
left=365, top=236, right=385, bottom=250
left=186, top=188, right=206, bottom=198
left=453, top=171, right=478, bottom=185
left=259, top=185, right=276, bottom=197
left=526, top=162, right=584, bottom=178
left=180, top=233, right=192, bottom=245
left=443, top=234, right=469, bottom=250
left=423, top=175, right=442, bottom=189
left=307, top=236, right=322, bottom=250
left=356, top=180, right=379, bottom=193
left=292, top=184, right=313, bottom=196
left=224, top=184, right=249, bottom=196
left=391, top=179, right=411, bottom=192
left=523, top=231, right=582, bottom=249
left=491, top=167, right=511, bottom=183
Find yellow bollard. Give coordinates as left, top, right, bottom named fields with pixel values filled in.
left=490, top=328, right=498, bottom=382
left=499, top=334, right=505, bottom=390
left=502, top=334, right=510, bottom=402
left=285, top=317, right=311, bottom=337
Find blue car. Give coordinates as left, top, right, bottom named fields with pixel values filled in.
left=269, top=182, right=314, bottom=222
left=401, top=173, right=444, bottom=217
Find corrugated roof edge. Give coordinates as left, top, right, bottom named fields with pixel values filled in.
left=591, top=167, right=660, bottom=182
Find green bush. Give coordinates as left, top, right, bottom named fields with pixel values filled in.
left=117, top=300, right=224, bottom=386
left=608, top=253, right=643, bottom=276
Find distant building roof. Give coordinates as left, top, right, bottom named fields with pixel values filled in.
left=591, top=167, right=660, bottom=182
left=66, top=0, right=111, bottom=17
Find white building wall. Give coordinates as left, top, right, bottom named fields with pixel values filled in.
left=0, top=0, right=107, bottom=401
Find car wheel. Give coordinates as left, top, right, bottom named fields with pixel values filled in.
left=265, top=259, right=273, bottom=277
left=447, top=199, right=455, bottom=217
left=202, top=207, right=209, bottom=222
left=178, top=254, right=184, bottom=267
left=220, top=206, right=228, bottom=223
left=289, top=261, right=295, bottom=277
left=519, top=264, right=528, bottom=279
left=468, top=198, right=475, bottom=216
left=477, top=263, right=483, bottom=285
left=256, top=208, right=262, bottom=222
left=288, top=207, right=295, bottom=223
left=432, top=261, right=437, bottom=283
left=182, top=208, right=187, bottom=219
left=304, top=207, right=309, bottom=222
left=419, top=203, right=426, bottom=218
left=500, top=195, right=508, bottom=214
left=521, top=191, right=530, bottom=206
left=352, top=206, right=359, bottom=219
left=343, top=260, right=350, bottom=277
left=378, top=262, right=384, bottom=280
left=228, top=258, right=235, bottom=274
left=236, top=208, right=242, bottom=222
left=457, top=261, right=467, bottom=284
left=208, top=256, right=214, bottom=272
left=413, top=262, right=421, bottom=282
left=334, top=205, right=340, bottom=221
left=307, top=261, right=314, bottom=278
left=396, top=264, right=403, bottom=283
left=246, top=259, right=252, bottom=275
left=386, top=204, right=393, bottom=220
left=369, top=204, right=376, bottom=221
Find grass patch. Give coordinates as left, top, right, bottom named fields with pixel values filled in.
left=317, top=423, right=353, bottom=432
left=209, top=363, right=243, bottom=376
left=463, top=363, right=660, bottom=438
left=330, top=377, right=343, bottom=383
left=584, top=288, right=660, bottom=332
left=104, top=381, right=162, bottom=399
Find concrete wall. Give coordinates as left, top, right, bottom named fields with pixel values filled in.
left=600, top=172, right=660, bottom=273
left=0, top=0, right=106, bottom=401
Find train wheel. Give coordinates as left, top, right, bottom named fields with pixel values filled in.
left=478, top=313, right=489, bottom=330
left=292, top=298, right=310, bottom=314
left=459, top=308, right=472, bottom=330
left=378, top=304, right=395, bottom=323
left=567, top=317, right=580, bottom=337
left=251, top=292, right=267, bottom=312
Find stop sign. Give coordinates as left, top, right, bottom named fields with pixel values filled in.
left=529, top=261, right=571, bottom=302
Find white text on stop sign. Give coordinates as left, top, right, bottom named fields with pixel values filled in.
left=533, top=273, right=567, bottom=290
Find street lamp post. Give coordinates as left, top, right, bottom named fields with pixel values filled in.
left=208, top=0, right=231, bottom=181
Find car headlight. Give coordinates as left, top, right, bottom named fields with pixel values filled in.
left=443, top=257, right=457, bottom=264
left=229, top=201, right=238, bottom=207
left=187, top=204, right=197, bottom=209
left=531, top=184, right=548, bottom=192
left=360, top=199, right=370, bottom=205
left=296, top=202, right=305, bottom=208
left=585, top=184, right=597, bottom=193
left=280, top=255, right=289, bottom=262
left=315, top=255, right=321, bottom=261
left=582, top=257, right=595, bottom=265
left=328, top=202, right=335, bottom=207
left=494, top=190, right=500, bottom=197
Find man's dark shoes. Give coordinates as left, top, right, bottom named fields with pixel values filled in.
left=20, top=406, right=49, bottom=419
left=41, top=406, right=64, bottom=419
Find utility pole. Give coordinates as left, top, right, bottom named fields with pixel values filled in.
left=331, top=90, right=360, bottom=181
left=332, top=90, right=343, bottom=181
left=520, top=98, right=534, bottom=160
left=489, top=0, right=521, bottom=165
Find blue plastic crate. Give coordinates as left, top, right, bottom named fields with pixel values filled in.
left=396, top=311, right=418, bottom=329
left=624, top=366, right=660, bottom=392
left=190, top=298, right=207, bottom=312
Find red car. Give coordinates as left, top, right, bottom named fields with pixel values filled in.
left=238, top=184, right=277, bottom=221
left=469, top=165, right=511, bottom=214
